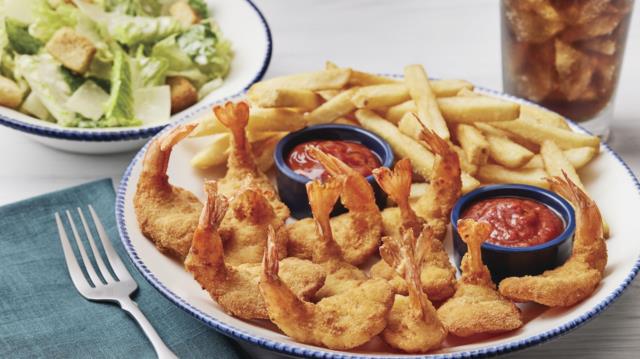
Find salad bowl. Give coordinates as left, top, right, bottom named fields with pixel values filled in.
left=0, top=0, right=272, bottom=154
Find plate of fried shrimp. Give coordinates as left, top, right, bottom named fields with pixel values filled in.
left=116, top=66, right=640, bottom=358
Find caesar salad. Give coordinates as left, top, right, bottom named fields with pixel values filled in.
left=0, top=0, right=233, bottom=128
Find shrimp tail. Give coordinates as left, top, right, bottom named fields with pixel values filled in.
left=309, top=147, right=378, bottom=212
left=160, top=123, right=198, bottom=152
left=142, top=123, right=197, bottom=186
left=419, top=125, right=450, bottom=157
left=307, top=146, right=353, bottom=177
left=263, top=226, right=280, bottom=282
left=414, top=225, right=434, bottom=268
left=214, top=101, right=250, bottom=150
left=201, top=180, right=229, bottom=230
left=374, top=158, right=423, bottom=233
left=307, top=178, right=343, bottom=221
left=307, top=178, right=344, bottom=261
left=457, top=219, right=493, bottom=286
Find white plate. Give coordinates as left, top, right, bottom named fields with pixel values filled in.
left=0, top=0, right=271, bottom=154
left=116, top=88, right=640, bottom=358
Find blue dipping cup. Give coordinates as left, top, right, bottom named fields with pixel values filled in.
left=274, top=124, right=394, bottom=219
left=450, top=184, right=576, bottom=282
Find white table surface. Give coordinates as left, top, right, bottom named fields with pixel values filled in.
left=1, top=0, right=639, bottom=358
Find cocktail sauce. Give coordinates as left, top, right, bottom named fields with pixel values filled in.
left=286, top=140, right=381, bottom=180
left=462, top=197, right=564, bottom=247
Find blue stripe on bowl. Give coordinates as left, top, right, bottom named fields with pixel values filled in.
left=0, top=0, right=272, bottom=143
left=116, top=81, right=640, bottom=358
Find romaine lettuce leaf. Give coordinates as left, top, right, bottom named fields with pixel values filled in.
left=176, top=21, right=231, bottom=78
left=108, top=15, right=186, bottom=46
left=104, top=0, right=163, bottom=17
left=133, top=47, right=168, bottom=87
left=65, top=80, right=110, bottom=121
left=29, top=0, right=78, bottom=42
left=5, top=18, right=43, bottom=55
left=188, top=0, right=209, bottom=18
left=103, top=50, right=140, bottom=126
left=14, top=54, right=78, bottom=126
left=133, top=85, right=170, bottom=124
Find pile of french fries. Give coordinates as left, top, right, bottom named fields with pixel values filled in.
left=189, top=62, right=601, bottom=200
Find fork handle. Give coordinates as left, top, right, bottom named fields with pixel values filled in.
left=119, top=298, right=179, bottom=359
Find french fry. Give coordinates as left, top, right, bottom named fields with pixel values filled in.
left=349, top=70, right=398, bottom=86
left=520, top=104, right=570, bottom=130
left=475, top=122, right=539, bottom=152
left=325, top=61, right=398, bottom=86
left=305, top=88, right=358, bottom=125
left=253, top=133, right=287, bottom=172
left=248, top=68, right=351, bottom=93
left=456, top=124, right=490, bottom=165
left=523, top=146, right=598, bottom=169
left=334, top=117, right=360, bottom=126
left=316, top=89, right=341, bottom=101
left=190, top=134, right=230, bottom=169
left=247, top=87, right=321, bottom=110
left=456, top=87, right=480, bottom=97
left=404, top=64, right=450, bottom=140
left=540, top=140, right=584, bottom=190
left=451, top=144, right=478, bottom=175
left=356, top=109, right=435, bottom=178
left=478, top=164, right=550, bottom=189
left=397, top=112, right=424, bottom=139
left=191, top=108, right=306, bottom=137
left=437, top=96, right=520, bottom=124
left=351, top=84, right=410, bottom=109
left=461, top=172, right=481, bottom=194
left=431, top=79, right=474, bottom=97
left=490, top=118, right=600, bottom=149
left=386, top=100, right=415, bottom=124
left=486, top=134, right=535, bottom=168
left=409, top=182, right=429, bottom=202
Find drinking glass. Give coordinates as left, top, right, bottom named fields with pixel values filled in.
left=501, top=0, right=634, bottom=140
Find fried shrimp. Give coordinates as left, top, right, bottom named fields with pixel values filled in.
left=437, top=219, right=523, bottom=337
left=287, top=147, right=383, bottom=266
left=219, top=186, right=288, bottom=266
left=134, top=123, right=202, bottom=261
left=306, top=178, right=367, bottom=299
left=214, top=101, right=290, bottom=223
left=260, top=226, right=394, bottom=350
left=499, top=174, right=607, bottom=307
left=380, top=229, right=447, bottom=353
left=185, top=181, right=325, bottom=320
left=370, top=159, right=456, bottom=301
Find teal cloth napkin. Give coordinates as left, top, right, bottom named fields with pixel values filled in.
left=0, top=179, right=246, bottom=359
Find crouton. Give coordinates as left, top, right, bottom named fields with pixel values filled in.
left=0, top=76, right=23, bottom=109
left=169, top=1, right=201, bottom=26
left=45, top=27, right=96, bottom=74
left=167, top=76, right=198, bottom=113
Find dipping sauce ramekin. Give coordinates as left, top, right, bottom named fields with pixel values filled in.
left=451, top=184, right=576, bottom=282
left=274, top=124, right=394, bottom=219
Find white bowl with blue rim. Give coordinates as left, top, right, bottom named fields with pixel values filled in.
left=116, top=83, right=640, bottom=357
left=0, top=0, right=271, bottom=154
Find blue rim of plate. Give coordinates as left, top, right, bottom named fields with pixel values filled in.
left=116, top=79, right=640, bottom=358
left=0, top=0, right=272, bottom=143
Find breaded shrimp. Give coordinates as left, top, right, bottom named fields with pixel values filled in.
left=305, top=178, right=367, bottom=300
left=134, top=123, right=202, bottom=261
left=384, top=127, right=463, bottom=242
left=214, top=101, right=289, bottom=223
left=380, top=229, right=447, bottom=353
left=499, top=174, right=607, bottom=307
left=219, top=186, right=288, bottom=266
left=259, top=226, right=394, bottom=350
left=370, top=159, right=456, bottom=301
left=437, top=219, right=523, bottom=337
left=287, top=147, right=383, bottom=266
left=184, top=181, right=325, bottom=320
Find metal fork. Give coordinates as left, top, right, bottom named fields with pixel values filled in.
left=55, top=205, right=177, bottom=359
